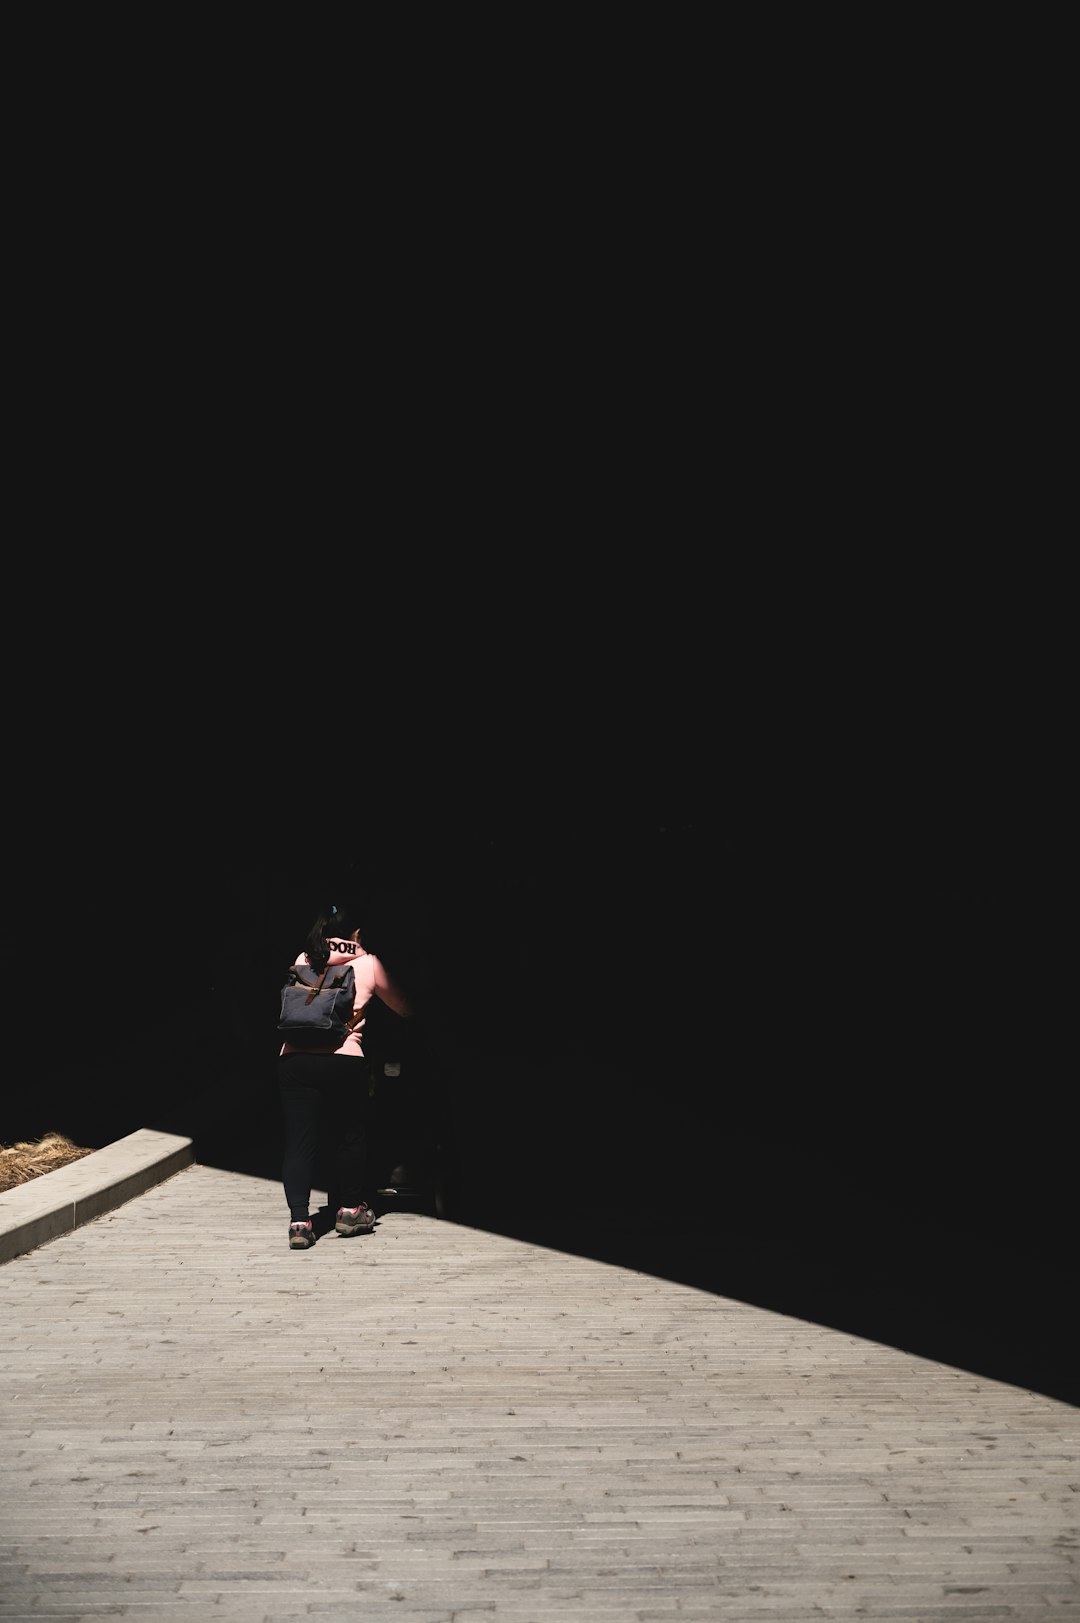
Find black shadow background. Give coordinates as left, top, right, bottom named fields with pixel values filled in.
left=8, top=51, right=1071, bottom=1411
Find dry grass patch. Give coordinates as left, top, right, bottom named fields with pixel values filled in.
left=0, top=1132, right=95, bottom=1193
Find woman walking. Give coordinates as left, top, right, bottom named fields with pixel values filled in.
left=278, top=897, right=412, bottom=1249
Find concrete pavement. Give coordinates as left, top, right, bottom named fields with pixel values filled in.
left=1, top=1144, right=1078, bottom=1620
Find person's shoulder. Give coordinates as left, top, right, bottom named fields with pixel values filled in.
left=354, top=950, right=387, bottom=979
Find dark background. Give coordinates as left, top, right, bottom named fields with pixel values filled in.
left=6, top=35, right=1071, bottom=1403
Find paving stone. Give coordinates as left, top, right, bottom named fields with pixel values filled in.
left=1, top=1159, right=1078, bottom=1620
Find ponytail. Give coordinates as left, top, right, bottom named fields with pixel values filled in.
left=304, top=901, right=353, bottom=974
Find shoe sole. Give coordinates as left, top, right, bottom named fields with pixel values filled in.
left=289, top=1234, right=315, bottom=1249
left=335, top=1219, right=376, bottom=1236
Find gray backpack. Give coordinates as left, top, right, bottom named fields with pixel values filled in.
left=278, top=961, right=359, bottom=1050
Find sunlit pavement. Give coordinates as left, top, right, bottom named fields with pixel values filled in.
left=1, top=1157, right=1078, bottom=1621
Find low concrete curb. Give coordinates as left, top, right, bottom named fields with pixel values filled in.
left=0, top=1128, right=194, bottom=1264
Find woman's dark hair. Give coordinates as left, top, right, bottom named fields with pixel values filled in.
left=304, top=900, right=358, bottom=974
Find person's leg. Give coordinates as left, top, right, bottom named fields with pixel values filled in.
left=321, top=1056, right=369, bottom=1210
left=278, top=1054, right=324, bottom=1223
left=322, top=1057, right=376, bottom=1233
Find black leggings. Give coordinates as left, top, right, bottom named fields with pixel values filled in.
left=278, top=1053, right=371, bottom=1222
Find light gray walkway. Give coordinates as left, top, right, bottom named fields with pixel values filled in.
left=1, top=1157, right=1078, bottom=1621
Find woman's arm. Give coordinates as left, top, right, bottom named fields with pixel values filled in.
left=370, top=955, right=412, bottom=1018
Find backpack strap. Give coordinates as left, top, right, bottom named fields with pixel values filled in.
left=303, top=966, right=330, bottom=1006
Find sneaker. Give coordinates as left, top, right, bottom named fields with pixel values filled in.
left=335, top=1202, right=376, bottom=1236
left=289, top=1221, right=315, bottom=1249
